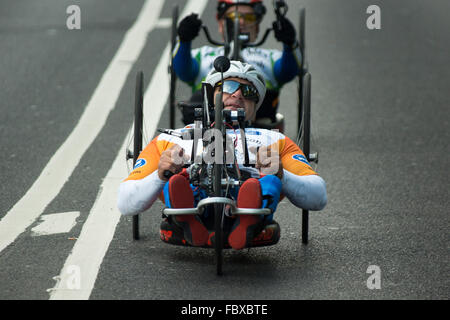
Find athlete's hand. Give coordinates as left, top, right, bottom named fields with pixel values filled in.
left=273, top=16, right=296, bottom=47
left=158, top=145, right=189, bottom=181
left=254, top=145, right=283, bottom=179
left=178, top=13, right=202, bottom=42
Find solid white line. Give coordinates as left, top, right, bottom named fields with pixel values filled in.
left=0, top=0, right=164, bottom=253
left=48, top=139, right=129, bottom=299
left=31, top=212, right=80, bottom=236
left=155, top=18, right=172, bottom=28
left=48, top=0, right=209, bottom=300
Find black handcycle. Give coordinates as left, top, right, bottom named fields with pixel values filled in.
left=126, top=4, right=318, bottom=275
left=164, top=56, right=281, bottom=275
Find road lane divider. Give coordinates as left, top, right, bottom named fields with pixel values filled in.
left=48, top=0, right=208, bottom=300
left=0, top=0, right=164, bottom=253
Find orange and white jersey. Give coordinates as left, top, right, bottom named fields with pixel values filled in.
left=118, top=126, right=327, bottom=216
left=125, top=127, right=316, bottom=181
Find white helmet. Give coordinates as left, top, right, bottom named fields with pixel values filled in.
left=205, top=60, right=266, bottom=110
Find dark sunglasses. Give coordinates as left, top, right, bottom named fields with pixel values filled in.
left=216, top=80, right=259, bottom=102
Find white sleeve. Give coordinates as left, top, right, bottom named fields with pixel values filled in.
left=117, top=170, right=166, bottom=216
left=281, top=170, right=327, bottom=211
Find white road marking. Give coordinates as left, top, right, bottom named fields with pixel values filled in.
left=155, top=18, right=172, bottom=28
left=31, top=212, right=80, bottom=236
left=48, top=0, right=208, bottom=300
left=0, top=0, right=163, bottom=254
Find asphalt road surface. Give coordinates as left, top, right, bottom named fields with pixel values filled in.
left=0, top=0, right=448, bottom=303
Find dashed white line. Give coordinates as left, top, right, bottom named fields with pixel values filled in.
left=31, top=212, right=80, bottom=236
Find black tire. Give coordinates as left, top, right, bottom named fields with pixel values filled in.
left=169, top=5, right=179, bottom=129
left=213, top=166, right=223, bottom=276
left=301, top=72, right=311, bottom=245
left=299, top=8, right=306, bottom=72
left=133, top=71, right=144, bottom=240
left=302, top=73, right=311, bottom=161
left=297, top=7, right=306, bottom=138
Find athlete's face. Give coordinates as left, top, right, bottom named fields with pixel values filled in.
left=214, top=77, right=258, bottom=122
left=217, top=5, right=260, bottom=43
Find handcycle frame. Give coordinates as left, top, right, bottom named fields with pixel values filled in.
left=166, top=57, right=279, bottom=275
left=126, top=2, right=318, bottom=275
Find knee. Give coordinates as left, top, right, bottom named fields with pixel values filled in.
left=259, top=175, right=282, bottom=212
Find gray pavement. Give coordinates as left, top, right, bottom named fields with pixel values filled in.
left=0, top=0, right=448, bottom=301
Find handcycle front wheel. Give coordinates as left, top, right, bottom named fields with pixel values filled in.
left=213, top=163, right=224, bottom=276
left=213, top=89, right=225, bottom=276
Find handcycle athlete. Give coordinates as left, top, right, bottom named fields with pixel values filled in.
left=173, top=0, right=301, bottom=128
left=117, top=59, right=327, bottom=251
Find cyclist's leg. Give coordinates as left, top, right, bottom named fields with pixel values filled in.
left=163, top=174, right=209, bottom=246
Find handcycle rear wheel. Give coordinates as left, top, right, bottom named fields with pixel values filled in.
left=301, top=72, right=311, bottom=244
left=297, top=8, right=313, bottom=245
left=132, top=71, right=144, bottom=240
left=297, top=7, right=307, bottom=138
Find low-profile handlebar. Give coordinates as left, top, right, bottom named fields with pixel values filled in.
left=201, top=25, right=272, bottom=49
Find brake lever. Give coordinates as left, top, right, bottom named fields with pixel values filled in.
left=163, top=163, right=191, bottom=180
left=163, top=170, right=174, bottom=180
left=157, top=128, right=194, bottom=180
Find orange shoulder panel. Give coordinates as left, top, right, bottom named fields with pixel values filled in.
left=280, top=136, right=316, bottom=176
left=124, top=135, right=175, bottom=181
